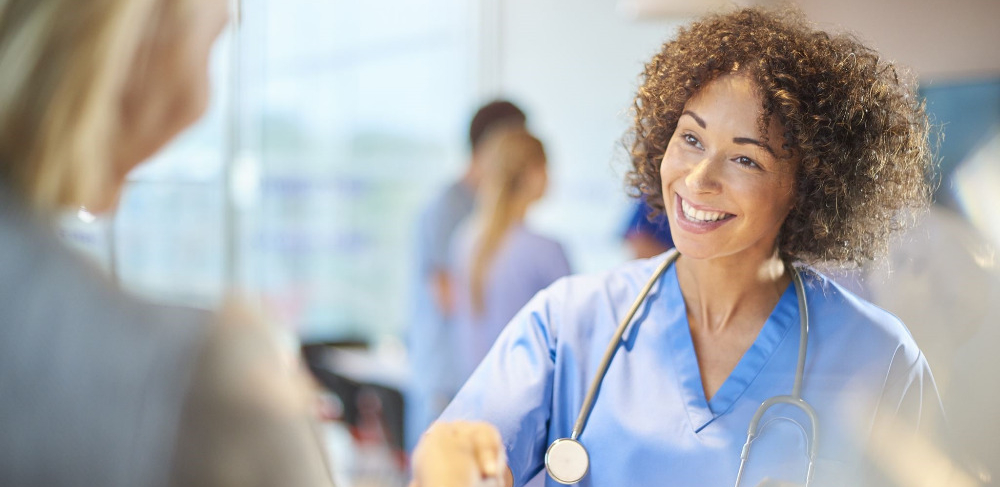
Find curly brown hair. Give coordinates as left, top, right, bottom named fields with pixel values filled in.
left=625, top=7, right=934, bottom=267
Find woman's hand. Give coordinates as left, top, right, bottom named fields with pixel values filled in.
left=410, top=421, right=512, bottom=487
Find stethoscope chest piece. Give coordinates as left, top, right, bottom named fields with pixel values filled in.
left=545, top=437, right=589, bottom=484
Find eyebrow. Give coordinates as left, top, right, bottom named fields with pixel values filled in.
left=681, top=110, right=777, bottom=157
left=681, top=110, right=705, bottom=128
left=733, top=137, right=777, bottom=157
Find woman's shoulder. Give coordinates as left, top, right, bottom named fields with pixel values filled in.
left=0, top=193, right=215, bottom=383
left=531, top=252, right=670, bottom=319
left=800, top=267, right=923, bottom=363
left=0, top=199, right=223, bottom=484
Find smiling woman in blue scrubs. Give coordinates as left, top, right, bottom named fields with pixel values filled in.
left=410, top=8, right=943, bottom=487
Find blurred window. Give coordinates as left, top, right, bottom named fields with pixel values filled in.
left=60, top=0, right=475, bottom=341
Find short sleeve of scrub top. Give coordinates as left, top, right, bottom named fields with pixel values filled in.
left=439, top=253, right=947, bottom=487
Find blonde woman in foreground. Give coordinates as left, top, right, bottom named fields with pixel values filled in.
left=0, top=0, right=333, bottom=485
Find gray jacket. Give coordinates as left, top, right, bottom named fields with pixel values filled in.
left=0, top=186, right=333, bottom=486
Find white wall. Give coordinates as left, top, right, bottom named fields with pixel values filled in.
left=483, top=0, right=683, bottom=272
left=796, top=0, right=1000, bottom=83
left=620, top=0, right=1000, bottom=83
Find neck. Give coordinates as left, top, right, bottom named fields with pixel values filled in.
left=461, top=155, right=484, bottom=190
left=509, top=198, right=530, bottom=223
left=675, top=249, right=790, bottom=335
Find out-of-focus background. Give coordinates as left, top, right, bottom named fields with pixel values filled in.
left=58, top=0, right=1000, bottom=485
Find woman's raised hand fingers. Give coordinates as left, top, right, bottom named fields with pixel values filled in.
left=471, top=423, right=504, bottom=478
left=412, top=421, right=507, bottom=487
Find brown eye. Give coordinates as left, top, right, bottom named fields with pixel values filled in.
left=734, top=156, right=760, bottom=169
left=682, top=133, right=703, bottom=149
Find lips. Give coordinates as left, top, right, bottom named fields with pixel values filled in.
left=680, top=197, right=732, bottom=222
left=673, top=193, right=735, bottom=234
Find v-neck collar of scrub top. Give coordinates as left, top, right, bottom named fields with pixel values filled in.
left=661, top=263, right=799, bottom=433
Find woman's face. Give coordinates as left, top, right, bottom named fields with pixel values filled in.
left=659, top=74, right=798, bottom=264
left=113, top=0, right=229, bottom=180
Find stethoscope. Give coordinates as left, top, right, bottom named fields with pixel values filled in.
left=544, top=249, right=820, bottom=486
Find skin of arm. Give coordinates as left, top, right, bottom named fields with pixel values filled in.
left=430, top=270, right=455, bottom=318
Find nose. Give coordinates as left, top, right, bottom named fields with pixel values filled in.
left=684, top=155, right=722, bottom=194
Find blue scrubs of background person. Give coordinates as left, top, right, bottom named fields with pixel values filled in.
left=622, top=198, right=674, bottom=259
left=408, top=9, right=949, bottom=487
left=406, top=179, right=475, bottom=450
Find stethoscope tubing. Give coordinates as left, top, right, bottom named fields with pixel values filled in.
left=568, top=251, right=678, bottom=440
left=735, top=264, right=817, bottom=487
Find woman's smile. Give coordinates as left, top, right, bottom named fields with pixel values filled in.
left=673, top=193, right=735, bottom=234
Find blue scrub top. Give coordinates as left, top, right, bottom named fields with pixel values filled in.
left=440, top=252, right=944, bottom=487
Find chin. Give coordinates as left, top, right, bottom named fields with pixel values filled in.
left=671, top=239, right=717, bottom=261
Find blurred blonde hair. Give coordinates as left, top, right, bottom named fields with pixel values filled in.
left=470, top=127, right=546, bottom=315
left=0, top=0, right=158, bottom=210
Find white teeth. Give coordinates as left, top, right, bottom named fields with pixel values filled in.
left=681, top=197, right=728, bottom=223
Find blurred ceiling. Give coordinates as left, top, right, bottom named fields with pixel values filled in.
left=617, top=0, right=1000, bottom=82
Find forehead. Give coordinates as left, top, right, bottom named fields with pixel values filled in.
left=682, top=74, right=792, bottom=156
left=684, top=75, right=760, bottom=127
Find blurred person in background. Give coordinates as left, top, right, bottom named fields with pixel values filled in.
left=622, top=197, right=673, bottom=259
left=945, top=129, right=1000, bottom=482
left=409, top=8, right=964, bottom=487
left=405, top=100, right=526, bottom=451
left=0, top=0, right=333, bottom=485
left=866, top=203, right=1000, bottom=481
left=448, top=126, right=570, bottom=401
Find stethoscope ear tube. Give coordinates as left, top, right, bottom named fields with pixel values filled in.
left=734, top=395, right=819, bottom=487
left=734, top=265, right=817, bottom=487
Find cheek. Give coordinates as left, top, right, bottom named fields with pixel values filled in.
left=185, top=70, right=212, bottom=124
left=658, top=144, right=681, bottom=183
left=755, top=182, right=796, bottom=227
